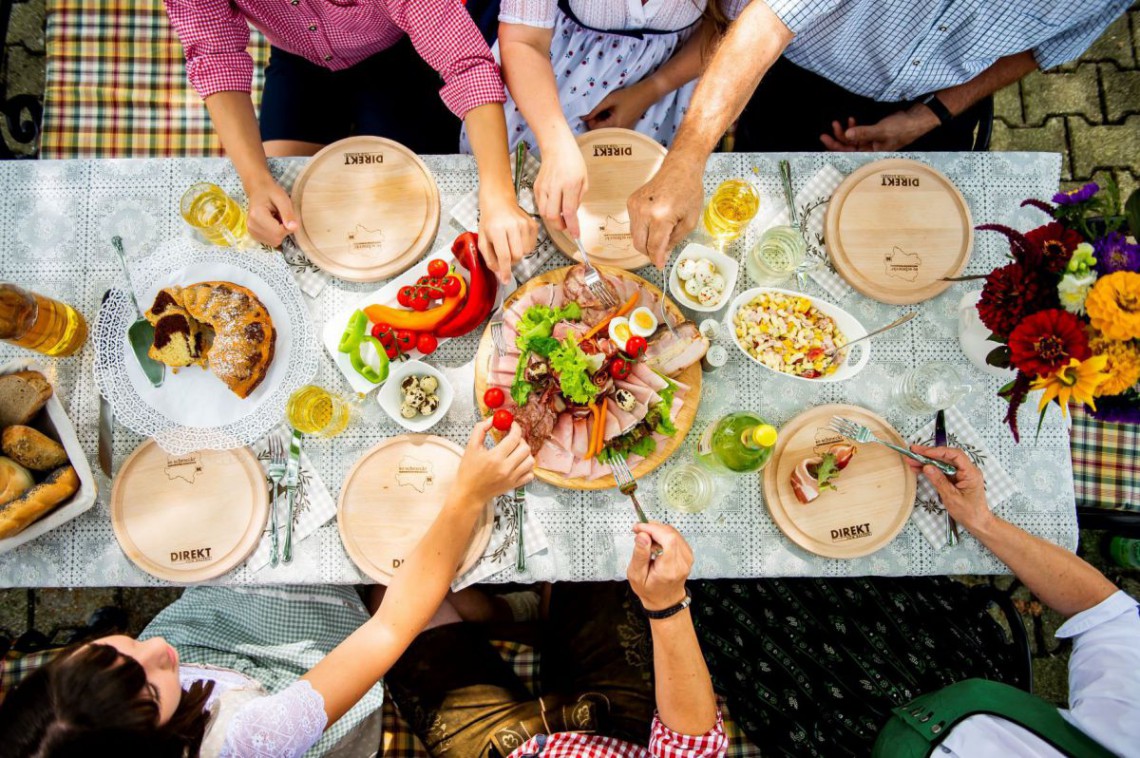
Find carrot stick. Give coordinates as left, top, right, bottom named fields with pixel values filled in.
left=582, top=291, right=639, bottom=342
left=587, top=401, right=600, bottom=458
left=594, top=401, right=609, bottom=458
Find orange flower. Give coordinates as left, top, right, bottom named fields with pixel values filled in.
left=1086, top=272, right=1140, bottom=340
left=1030, top=355, right=1110, bottom=416
left=1088, top=333, right=1140, bottom=396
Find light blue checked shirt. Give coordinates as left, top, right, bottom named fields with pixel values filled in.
left=747, top=0, right=1130, bottom=102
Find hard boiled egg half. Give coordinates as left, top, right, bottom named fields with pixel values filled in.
left=608, top=317, right=632, bottom=351
left=628, top=307, right=658, bottom=338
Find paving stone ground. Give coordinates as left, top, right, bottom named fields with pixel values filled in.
left=1, top=0, right=1138, bottom=710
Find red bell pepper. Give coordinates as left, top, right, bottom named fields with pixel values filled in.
left=435, top=232, right=497, bottom=338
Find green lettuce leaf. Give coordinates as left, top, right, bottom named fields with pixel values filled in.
left=515, top=303, right=583, bottom=351
left=549, top=339, right=599, bottom=404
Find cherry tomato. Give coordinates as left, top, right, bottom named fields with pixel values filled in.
left=397, top=286, right=416, bottom=308
left=371, top=322, right=394, bottom=347
left=410, top=292, right=429, bottom=311
left=801, top=369, right=821, bottom=379
left=624, top=336, right=648, bottom=359
left=416, top=333, right=438, bottom=355
left=417, top=275, right=432, bottom=286
left=483, top=387, right=505, bottom=409
left=492, top=409, right=514, bottom=432
left=426, top=286, right=445, bottom=301
left=427, top=258, right=449, bottom=279
left=610, top=357, right=631, bottom=380
left=385, top=344, right=399, bottom=360
left=440, top=275, right=462, bottom=298
left=395, top=329, right=417, bottom=351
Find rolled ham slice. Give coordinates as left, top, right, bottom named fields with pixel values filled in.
left=791, top=457, right=823, bottom=504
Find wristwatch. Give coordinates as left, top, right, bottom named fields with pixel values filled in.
left=918, top=93, right=954, bottom=127
left=641, top=587, right=692, bottom=620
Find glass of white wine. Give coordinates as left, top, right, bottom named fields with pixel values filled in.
left=747, top=226, right=807, bottom=286
left=702, top=179, right=760, bottom=249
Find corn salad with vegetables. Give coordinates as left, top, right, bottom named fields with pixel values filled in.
left=733, top=293, right=846, bottom=378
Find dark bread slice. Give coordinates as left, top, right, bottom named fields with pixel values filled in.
left=0, top=371, right=53, bottom=427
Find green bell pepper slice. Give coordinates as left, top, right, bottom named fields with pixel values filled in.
left=349, top=335, right=389, bottom=384
left=338, top=310, right=368, bottom=353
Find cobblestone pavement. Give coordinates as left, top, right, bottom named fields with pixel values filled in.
left=1, top=0, right=1138, bottom=710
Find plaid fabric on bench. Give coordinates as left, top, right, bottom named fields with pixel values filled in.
left=1071, top=404, right=1140, bottom=514
left=41, top=0, right=268, bottom=158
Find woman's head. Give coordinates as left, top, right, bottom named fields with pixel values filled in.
left=0, top=636, right=213, bottom=757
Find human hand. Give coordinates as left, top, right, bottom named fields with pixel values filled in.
left=533, top=134, right=588, bottom=238
left=245, top=176, right=299, bottom=247
left=478, top=188, right=539, bottom=284
left=819, top=107, right=939, bottom=152
left=627, top=522, right=693, bottom=612
left=583, top=81, right=660, bottom=131
left=905, top=445, right=993, bottom=532
left=627, top=152, right=703, bottom=268
left=455, top=418, right=534, bottom=506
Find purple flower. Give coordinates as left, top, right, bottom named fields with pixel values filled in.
left=1094, top=232, right=1140, bottom=274
left=1052, top=182, right=1099, bottom=205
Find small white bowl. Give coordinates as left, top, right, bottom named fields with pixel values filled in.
left=725, top=287, right=871, bottom=383
left=377, top=360, right=454, bottom=432
left=669, top=243, right=739, bottom=312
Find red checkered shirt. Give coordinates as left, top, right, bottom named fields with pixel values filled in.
left=506, top=713, right=728, bottom=758
left=163, top=0, right=505, bottom=118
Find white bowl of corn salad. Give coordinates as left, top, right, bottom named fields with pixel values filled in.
left=725, top=288, right=870, bottom=382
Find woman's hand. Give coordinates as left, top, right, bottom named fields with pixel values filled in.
left=627, top=522, right=693, bottom=611
left=534, top=133, right=588, bottom=238
left=245, top=175, right=299, bottom=247
left=478, top=188, right=539, bottom=284
left=583, top=81, right=661, bottom=131
left=455, top=418, right=534, bottom=506
left=905, top=445, right=993, bottom=533
left=819, top=107, right=940, bottom=152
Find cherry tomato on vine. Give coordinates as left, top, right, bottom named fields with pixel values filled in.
left=427, top=259, right=449, bottom=279
left=624, top=336, right=648, bottom=359
left=384, top=344, right=399, bottom=360
left=371, top=322, right=394, bottom=347
left=483, top=387, right=505, bottom=409
left=610, top=357, right=631, bottom=380
left=395, top=329, right=417, bottom=351
left=397, top=286, right=416, bottom=308
left=409, top=292, right=429, bottom=311
left=416, top=333, right=438, bottom=355
left=440, top=275, right=462, bottom=298
left=492, top=409, right=514, bottom=432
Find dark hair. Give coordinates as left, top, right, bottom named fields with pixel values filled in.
left=0, top=643, right=215, bottom=758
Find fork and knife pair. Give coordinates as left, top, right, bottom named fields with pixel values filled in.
left=266, top=430, right=304, bottom=566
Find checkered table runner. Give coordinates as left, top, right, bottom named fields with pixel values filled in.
left=42, top=0, right=269, bottom=158
left=1071, top=404, right=1140, bottom=513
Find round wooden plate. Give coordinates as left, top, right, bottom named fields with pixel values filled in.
left=473, top=265, right=701, bottom=490
left=111, top=441, right=268, bottom=582
left=338, top=435, right=494, bottom=584
left=545, top=128, right=666, bottom=270
left=825, top=159, right=972, bottom=304
left=761, top=404, right=916, bottom=559
left=291, top=136, right=441, bottom=283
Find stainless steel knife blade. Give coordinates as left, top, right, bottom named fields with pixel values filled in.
left=934, top=409, right=959, bottom=545
left=97, top=289, right=114, bottom=477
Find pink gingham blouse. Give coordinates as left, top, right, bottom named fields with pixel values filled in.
left=505, top=713, right=728, bottom=758
left=163, top=0, right=505, bottom=118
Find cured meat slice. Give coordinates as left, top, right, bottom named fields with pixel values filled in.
left=536, top=441, right=574, bottom=475
left=568, top=455, right=592, bottom=478
left=645, top=322, right=709, bottom=376
left=615, top=379, right=661, bottom=408
left=571, top=418, right=589, bottom=458
left=551, top=413, right=574, bottom=452
left=791, top=457, right=822, bottom=504
left=630, top=362, right=669, bottom=391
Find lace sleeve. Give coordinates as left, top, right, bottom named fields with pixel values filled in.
left=218, top=680, right=328, bottom=758
left=500, top=0, right=558, bottom=28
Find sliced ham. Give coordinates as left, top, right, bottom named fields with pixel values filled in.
left=551, top=413, right=574, bottom=452
left=504, top=308, right=522, bottom=330
left=615, top=379, right=661, bottom=408
left=605, top=398, right=642, bottom=438
left=669, top=396, right=684, bottom=423
left=490, top=354, right=519, bottom=376
left=568, top=455, right=592, bottom=479
left=536, top=441, right=574, bottom=475
left=553, top=320, right=587, bottom=342
left=490, top=370, right=516, bottom=387
left=572, top=418, right=589, bottom=458
left=631, top=362, right=669, bottom=391
left=588, top=458, right=612, bottom=480
left=670, top=376, right=690, bottom=393
left=604, top=401, right=623, bottom=440
left=644, top=322, right=709, bottom=376
left=791, top=457, right=823, bottom=504
left=625, top=454, right=644, bottom=469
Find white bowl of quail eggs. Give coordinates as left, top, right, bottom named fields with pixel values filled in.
left=669, top=244, right=739, bottom=313
left=378, top=360, right=453, bottom=432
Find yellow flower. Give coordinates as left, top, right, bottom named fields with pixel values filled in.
left=1086, top=272, right=1140, bottom=340
left=1030, top=355, right=1110, bottom=416
left=1088, top=333, right=1140, bottom=396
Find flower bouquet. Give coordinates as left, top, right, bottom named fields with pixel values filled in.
left=975, top=181, right=1140, bottom=440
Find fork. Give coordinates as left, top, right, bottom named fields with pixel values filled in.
left=659, top=266, right=679, bottom=339
left=608, top=455, right=649, bottom=524
left=827, top=417, right=957, bottom=476
left=266, top=435, right=287, bottom=567
left=572, top=236, right=618, bottom=308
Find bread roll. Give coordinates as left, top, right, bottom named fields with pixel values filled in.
left=0, top=465, right=79, bottom=538
left=0, top=456, right=34, bottom=506
left=0, top=371, right=53, bottom=427
left=2, top=426, right=68, bottom=471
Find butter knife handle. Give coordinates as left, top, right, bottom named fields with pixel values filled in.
left=282, top=488, right=295, bottom=564
left=514, top=487, right=526, bottom=573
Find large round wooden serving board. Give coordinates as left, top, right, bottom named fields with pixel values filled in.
left=338, top=435, right=494, bottom=584
left=291, top=136, right=440, bottom=282
left=473, top=265, right=701, bottom=490
left=111, top=441, right=268, bottom=582
left=761, top=404, right=916, bottom=559
left=545, top=128, right=666, bottom=270
left=825, top=159, right=972, bottom=305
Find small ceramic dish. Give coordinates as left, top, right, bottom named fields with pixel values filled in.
left=377, top=360, right=454, bottom=432
left=669, top=244, right=739, bottom=312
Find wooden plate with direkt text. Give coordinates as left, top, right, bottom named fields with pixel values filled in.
left=111, top=441, right=268, bottom=582
left=291, top=136, right=440, bottom=282
left=761, top=404, right=916, bottom=559
left=545, top=128, right=666, bottom=270
left=338, top=435, right=494, bottom=584
left=825, top=159, right=972, bottom=305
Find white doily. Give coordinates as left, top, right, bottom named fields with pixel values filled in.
left=93, top=240, right=318, bottom=454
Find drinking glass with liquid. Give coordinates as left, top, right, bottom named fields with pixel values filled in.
left=894, top=361, right=973, bottom=414
left=746, top=226, right=807, bottom=286
left=0, top=283, right=88, bottom=357
left=695, top=411, right=777, bottom=473
left=702, top=179, right=759, bottom=246
left=662, top=462, right=716, bottom=513
left=180, top=182, right=250, bottom=247
left=286, top=385, right=352, bottom=438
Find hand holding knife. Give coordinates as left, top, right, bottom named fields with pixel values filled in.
left=934, top=409, right=959, bottom=546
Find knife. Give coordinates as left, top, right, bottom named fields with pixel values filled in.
left=97, top=290, right=114, bottom=477
left=282, top=429, right=303, bottom=564
left=934, top=409, right=959, bottom=546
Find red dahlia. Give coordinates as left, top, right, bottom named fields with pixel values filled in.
left=1008, top=309, right=1091, bottom=377
left=978, top=262, right=1047, bottom=339
left=1024, top=222, right=1083, bottom=274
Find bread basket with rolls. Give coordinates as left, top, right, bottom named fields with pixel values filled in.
left=0, top=360, right=97, bottom=553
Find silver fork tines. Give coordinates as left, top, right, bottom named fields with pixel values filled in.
left=827, top=416, right=957, bottom=477
left=608, top=456, right=649, bottom=524
left=490, top=321, right=507, bottom=357
left=266, top=435, right=287, bottom=567
left=573, top=237, right=618, bottom=308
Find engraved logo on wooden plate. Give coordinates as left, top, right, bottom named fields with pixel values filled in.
left=348, top=224, right=384, bottom=252
left=170, top=547, right=213, bottom=564
left=395, top=455, right=433, bottom=493
left=599, top=214, right=632, bottom=248
left=884, top=246, right=921, bottom=281
left=165, top=453, right=203, bottom=484
left=880, top=174, right=919, bottom=187
left=813, top=429, right=846, bottom=455
left=344, top=152, right=384, bottom=165
left=592, top=144, right=632, bottom=157
left=830, top=522, right=872, bottom=542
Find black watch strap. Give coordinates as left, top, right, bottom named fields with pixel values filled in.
left=641, top=587, right=692, bottom=619
left=919, top=93, right=954, bottom=127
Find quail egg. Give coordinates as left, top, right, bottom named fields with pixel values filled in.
left=418, top=375, right=439, bottom=394
left=400, top=403, right=419, bottom=419
left=628, top=307, right=658, bottom=338
left=614, top=388, right=636, bottom=412
left=403, top=386, right=426, bottom=409
left=400, top=375, right=420, bottom=393
left=419, top=394, right=440, bottom=416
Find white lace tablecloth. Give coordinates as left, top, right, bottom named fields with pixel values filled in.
left=0, top=152, right=1073, bottom=587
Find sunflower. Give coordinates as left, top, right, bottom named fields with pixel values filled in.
left=1030, top=355, right=1110, bottom=416
left=1088, top=333, right=1140, bottom=396
left=1086, top=271, right=1140, bottom=340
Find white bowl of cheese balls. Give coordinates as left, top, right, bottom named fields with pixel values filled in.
left=377, top=360, right=454, bottom=432
left=669, top=244, right=739, bottom=312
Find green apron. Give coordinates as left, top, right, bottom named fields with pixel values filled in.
left=873, top=679, right=1115, bottom=757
